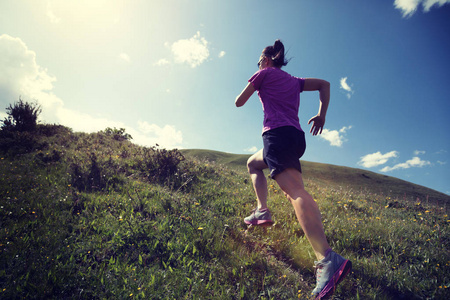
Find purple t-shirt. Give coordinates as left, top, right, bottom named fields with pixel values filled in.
left=249, top=67, right=305, bottom=133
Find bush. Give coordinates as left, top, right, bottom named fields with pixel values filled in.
left=100, top=127, right=132, bottom=141
left=1, top=98, right=41, bottom=132
left=37, top=124, right=72, bottom=137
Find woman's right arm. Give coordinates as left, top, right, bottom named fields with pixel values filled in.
left=235, top=82, right=256, bottom=107
left=303, top=78, right=330, bottom=135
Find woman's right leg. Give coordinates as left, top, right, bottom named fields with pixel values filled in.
left=247, top=149, right=269, bottom=210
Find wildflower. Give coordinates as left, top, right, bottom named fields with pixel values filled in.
left=198, top=227, right=204, bottom=230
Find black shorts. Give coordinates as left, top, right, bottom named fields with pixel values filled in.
left=262, top=126, right=306, bottom=179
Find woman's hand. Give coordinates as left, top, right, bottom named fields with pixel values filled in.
left=308, top=115, right=325, bottom=136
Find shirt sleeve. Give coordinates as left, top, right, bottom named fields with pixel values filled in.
left=298, top=77, right=305, bottom=93
left=248, top=70, right=266, bottom=90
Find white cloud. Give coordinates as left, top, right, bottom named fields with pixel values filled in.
left=414, top=150, right=426, bottom=155
left=46, top=1, right=61, bottom=24
left=0, top=34, right=61, bottom=111
left=171, top=31, right=210, bottom=68
left=340, top=77, right=354, bottom=99
left=154, top=58, right=170, bottom=66
left=118, top=53, right=131, bottom=63
left=0, top=111, right=7, bottom=122
left=380, top=156, right=431, bottom=172
left=358, top=151, right=399, bottom=168
left=155, top=32, right=213, bottom=68
left=422, top=0, right=450, bottom=11
left=218, top=51, right=226, bottom=58
left=244, top=146, right=258, bottom=153
left=137, top=121, right=183, bottom=148
left=394, top=0, right=450, bottom=17
left=340, top=77, right=352, bottom=92
left=319, top=126, right=352, bottom=147
left=0, top=34, right=183, bottom=149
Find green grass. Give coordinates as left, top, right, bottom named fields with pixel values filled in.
left=1, top=125, right=449, bottom=299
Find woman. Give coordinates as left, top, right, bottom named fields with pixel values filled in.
left=235, top=40, right=351, bottom=299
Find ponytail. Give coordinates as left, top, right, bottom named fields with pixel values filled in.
left=263, top=39, right=289, bottom=68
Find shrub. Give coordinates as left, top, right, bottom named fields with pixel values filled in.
left=37, top=124, right=72, bottom=137
left=100, top=127, right=132, bottom=141
left=1, top=98, right=41, bottom=132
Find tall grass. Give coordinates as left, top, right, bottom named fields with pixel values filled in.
left=0, top=125, right=448, bottom=299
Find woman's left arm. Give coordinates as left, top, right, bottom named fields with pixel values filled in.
left=235, top=83, right=256, bottom=107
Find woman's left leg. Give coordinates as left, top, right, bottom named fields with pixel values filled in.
left=274, top=168, right=330, bottom=260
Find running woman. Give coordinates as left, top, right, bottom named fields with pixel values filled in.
left=235, top=39, right=352, bottom=299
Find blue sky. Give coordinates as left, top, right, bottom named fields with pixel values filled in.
left=1, top=0, right=449, bottom=195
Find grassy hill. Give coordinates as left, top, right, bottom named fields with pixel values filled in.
left=181, top=149, right=450, bottom=207
left=1, top=125, right=449, bottom=299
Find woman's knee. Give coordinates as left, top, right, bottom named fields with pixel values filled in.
left=247, top=150, right=266, bottom=173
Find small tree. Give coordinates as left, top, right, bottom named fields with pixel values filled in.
left=2, top=98, right=41, bottom=132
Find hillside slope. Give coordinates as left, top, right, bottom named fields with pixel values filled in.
left=1, top=127, right=448, bottom=299
left=181, top=149, right=450, bottom=206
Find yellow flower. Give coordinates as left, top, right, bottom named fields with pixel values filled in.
left=198, top=227, right=204, bottom=230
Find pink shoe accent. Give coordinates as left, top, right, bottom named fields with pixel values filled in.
left=317, top=260, right=352, bottom=299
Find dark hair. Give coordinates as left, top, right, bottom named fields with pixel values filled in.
left=263, top=39, right=289, bottom=68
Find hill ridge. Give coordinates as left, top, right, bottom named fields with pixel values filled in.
left=180, top=148, right=450, bottom=206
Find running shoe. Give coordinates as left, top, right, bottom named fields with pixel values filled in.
left=244, top=208, right=273, bottom=225
left=311, top=250, right=352, bottom=299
